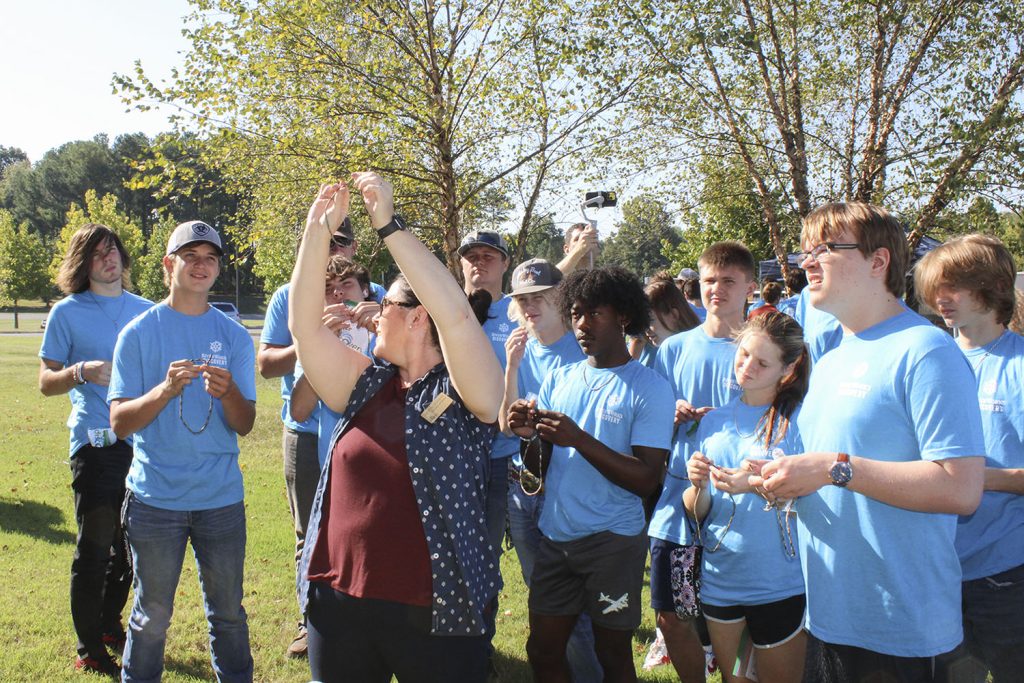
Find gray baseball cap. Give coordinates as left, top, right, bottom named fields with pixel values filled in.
left=166, top=220, right=224, bottom=256
left=510, top=258, right=562, bottom=296
left=675, top=267, right=698, bottom=281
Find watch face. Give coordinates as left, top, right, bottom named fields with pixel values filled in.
left=830, top=461, right=853, bottom=487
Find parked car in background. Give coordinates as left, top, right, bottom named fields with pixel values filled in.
left=210, top=301, right=243, bottom=325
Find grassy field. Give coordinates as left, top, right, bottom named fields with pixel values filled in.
left=0, top=334, right=697, bottom=682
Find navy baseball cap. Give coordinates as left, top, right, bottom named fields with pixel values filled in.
left=457, top=230, right=509, bottom=259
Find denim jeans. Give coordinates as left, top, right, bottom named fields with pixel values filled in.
left=937, top=562, right=1024, bottom=683
left=70, top=442, right=133, bottom=660
left=121, top=495, right=253, bottom=683
left=508, top=474, right=603, bottom=682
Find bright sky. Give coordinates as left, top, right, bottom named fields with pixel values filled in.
left=0, top=1, right=625, bottom=233
left=0, top=0, right=193, bottom=163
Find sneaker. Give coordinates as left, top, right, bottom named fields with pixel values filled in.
left=75, top=655, right=120, bottom=679
left=286, top=625, right=308, bottom=659
left=102, top=630, right=127, bottom=655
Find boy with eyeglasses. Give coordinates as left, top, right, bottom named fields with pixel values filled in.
left=108, top=220, right=257, bottom=682
left=915, top=234, right=1024, bottom=683
left=752, top=203, right=986, bottom=683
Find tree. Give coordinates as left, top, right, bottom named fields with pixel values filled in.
left=600, top=196, right=682, bottom=277
left=53, top=191, right=146, bottom=288
left=134, top=216, right=177, bottom=302
left=667, top=150, right=793, bottom=273
left=0, top=145, right=28, bottom=180
left=0, top=210, right=51, bottom=328
left=115, top=0, right=649, bottom=283
left=616, top=0, right=1024, bottom=276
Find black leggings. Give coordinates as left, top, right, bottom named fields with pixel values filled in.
left=307, top=582, right=490, bottom=683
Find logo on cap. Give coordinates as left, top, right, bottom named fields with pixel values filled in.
left=193, top=223, right=211, bottom=236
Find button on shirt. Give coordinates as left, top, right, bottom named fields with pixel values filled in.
left=297, top=360, right=501, bottom=635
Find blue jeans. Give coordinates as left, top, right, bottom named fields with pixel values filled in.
left=937, top=562, right=1024, bottom=683
left=508, top=475, right=603, bottom=682
left=121, top=495, right=253, bottom=683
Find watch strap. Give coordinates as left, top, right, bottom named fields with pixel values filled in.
left=376, top=215, right=406, bottom=240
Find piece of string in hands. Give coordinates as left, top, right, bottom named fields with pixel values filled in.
left=754, top=448, right=798, bottom=558
left=178, top=356, right=214, bottom=435
left=318, top=183, right=345, bottom=231
left=692, top=483, right=735, bottom=553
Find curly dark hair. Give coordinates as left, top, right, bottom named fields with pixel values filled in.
left=557, top=266, right=651, bottom=336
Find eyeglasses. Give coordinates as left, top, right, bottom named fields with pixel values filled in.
left=799, top=242, right=860, bottom=263
left=330, top=234, right=353, bottom=250
left=381, top=296, right=418, bottom=311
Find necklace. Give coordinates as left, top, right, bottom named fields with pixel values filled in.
left=968, top=331, right=1007, bottom=373
left=732, top=400, right=764, bottom=439
left=582, top=365, right=616, bottom=392
left=86, top=290, right=127, bottom=332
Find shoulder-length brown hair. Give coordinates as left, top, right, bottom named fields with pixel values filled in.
left=55, top=224, right=132, bottom=294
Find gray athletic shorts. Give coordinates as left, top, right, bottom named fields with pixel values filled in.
left=528, top=530, right=647, bottom=630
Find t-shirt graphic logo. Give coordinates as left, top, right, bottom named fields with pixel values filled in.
left=598, top=592, right=629, bottom=614
left=606, top=393, right=623, bottom=408
left=499, top=322, right=510, bottom=333
left=850, top=362, right=869, bottom=378
left=210, top=341, right=223, bottom=353
left=982, top=379, right=997, bottom=396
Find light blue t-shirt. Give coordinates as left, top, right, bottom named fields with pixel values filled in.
left=792, top=287, right=843, bottom=362
left=636, top=340, right=657, bottom=369
left=649, top=326, right=741, bottom=545
left=261, top=284, right=319, bottom=433
left=537, top=359, right=673, bottom=542
left=513, top=331, right=584, bottom=468
left=39, top=291, right=153, bottom=456
left=108, top=302, right=257, bottom=511
left=483, top=295, right=519, bottom=460
left=956, top=330, right=1024, bottom=580
left=795, top=309, right=985, bottom=657
left=294, top=339, right=376, bottom=469
left=368, top=281, right=386, bottom=304
left=777, top=294, right=799, bottom=318
left=695, top=398, right=805, bottom=606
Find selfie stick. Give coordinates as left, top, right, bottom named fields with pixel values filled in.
left=580, top=191, right=617, bottom=269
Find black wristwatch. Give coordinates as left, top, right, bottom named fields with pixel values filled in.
left=376, top=214, right=407, bottom=240
left=829, top=452, right=853, bottom=488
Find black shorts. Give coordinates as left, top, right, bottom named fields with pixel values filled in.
left=702, top=593, right=806, bottom=648
left=529, top=531, right=647, bottom=630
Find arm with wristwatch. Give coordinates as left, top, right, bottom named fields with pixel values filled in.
left=749, top=450, right=984, bottom=515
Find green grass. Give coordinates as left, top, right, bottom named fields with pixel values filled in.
left=0, top=335, right=697, bottom=682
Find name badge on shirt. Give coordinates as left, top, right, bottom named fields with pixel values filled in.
left=421, top=393, right=454, bottom=423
